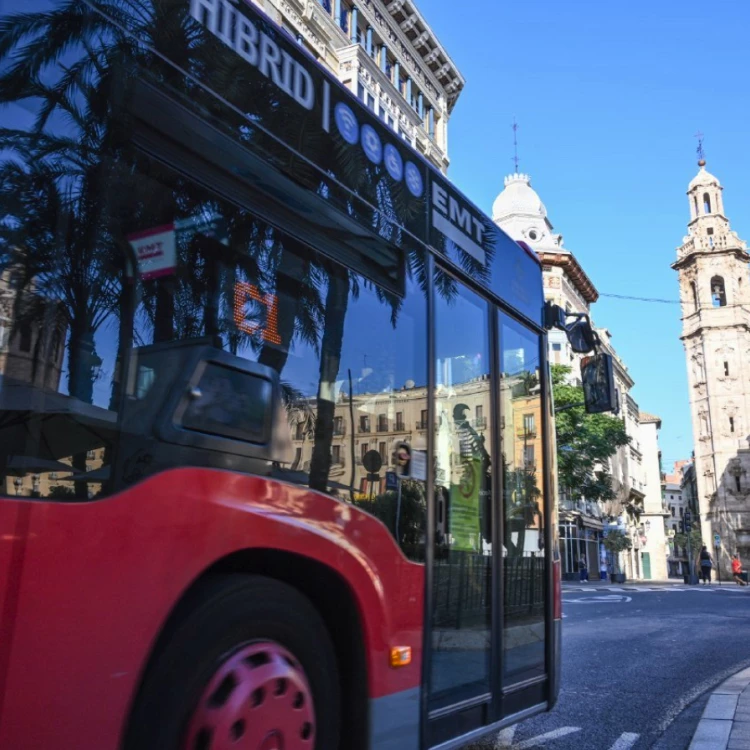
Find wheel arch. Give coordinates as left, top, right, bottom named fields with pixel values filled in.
left=122, top=548, right=369, bottom=750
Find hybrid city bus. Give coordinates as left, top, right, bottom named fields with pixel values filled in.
left=0, top=0, right=605, bottom=747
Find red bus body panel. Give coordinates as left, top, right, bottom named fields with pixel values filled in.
left=0, top=469, right=424, bottom=749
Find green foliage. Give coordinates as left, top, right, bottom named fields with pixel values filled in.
left=602, top=529, right=631, bottom=554
left=552, top=364, right=629, bottom=508
left=674, top=528, right=703, bottom=569
left=601, top=529, right=631, bottom=574
left=48, top=485, right=75, bottom=499
left=353, top=482, right=426, bottom=560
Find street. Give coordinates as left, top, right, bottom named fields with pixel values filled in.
left=471, top=584, right=750, bottom=750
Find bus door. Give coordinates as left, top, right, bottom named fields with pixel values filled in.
left=425, top=276, right=549, bottom=747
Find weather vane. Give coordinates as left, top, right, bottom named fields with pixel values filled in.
left=695, top=130, right=705, bottom=165
left=512, top=118, right=520, bottom=173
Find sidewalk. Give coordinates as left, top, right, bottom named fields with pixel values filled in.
left=563, top=579, right=688, bottom=588
left=689, top=666, right=750, bottom=750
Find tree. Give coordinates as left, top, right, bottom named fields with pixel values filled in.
left=552, top=364, right=630, bottom=515
left=674, top=528, right=703, bottom=575
left=601, top=529, right=631, bottom=575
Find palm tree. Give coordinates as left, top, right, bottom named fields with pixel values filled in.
left=0, top=0, right=468, bottom=503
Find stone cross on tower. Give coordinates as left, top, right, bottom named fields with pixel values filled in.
left=672, top=155, right=750, bottom=576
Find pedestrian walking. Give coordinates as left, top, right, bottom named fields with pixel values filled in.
left=600, top=559, right=608, bottom=581
left=579, top=554, right=589, bottom=582
left=732, top=553, right=747, bottom=585
left=699, top=545, right=713, bottom=584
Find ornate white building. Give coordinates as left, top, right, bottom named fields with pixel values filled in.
left=494, top=173, right=669, bottom=580
left=673, top=159, right=750, bottom=574
left=249, top=0, right=464, bottom=172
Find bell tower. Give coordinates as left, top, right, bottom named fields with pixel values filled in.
left=673, top=156, right=750, bottom=573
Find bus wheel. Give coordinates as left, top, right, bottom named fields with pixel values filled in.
left=125, top=575, right=340, bottom=750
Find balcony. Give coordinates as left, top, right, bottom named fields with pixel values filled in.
left=337, top=44, right=447, bottom=171
left=517, top=427, right=536, bottom=439
left=473, top=417, right=487, bottom=429
left=333, top=426, right=346, bottom=437
left=416, top=420, right=429, bottom=430
left=359, top=425, right=371, bottom=434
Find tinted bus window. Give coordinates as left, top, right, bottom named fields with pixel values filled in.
left=500, top=313, right=546, bottom=682
left=0, top=136, right=428, bottom=556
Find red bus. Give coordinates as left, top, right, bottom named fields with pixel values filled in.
left=0, top=0, right=568, bottom=747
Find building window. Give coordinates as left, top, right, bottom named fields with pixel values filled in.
left=361, top=443, right=369, bottom=462
left=730, top=416, right=735, bottom=433
left=334, top=416, right=344, bottom=436
left=736, top=475, right=742, bottom=493
left=377, top=413, right=388, bottom=432
left=396, top=411, right=404, bottom=431
left=419, top=408, right=428, bottom=429
left=724, top=361, right=730, bottom=376
left=671, top=506, right=675, bottom=516
left=366, top=93, right=375, bottom=111
left=690, top=281, right=698, bottom=312
left=711, top=276, right=727, bottom=307
left=693, top=195, right=698, bottom=216
left=332, top=445, right=341, bottom=465
left=703, top=192, right=711, bottom=214
left=379, top=441, right=387, bottom=464
left=523, top=413, right=535, bottom=434
left=679, top=507, right=683, bottom=517
left=524, top=444, right=535, bottom=468
left=359, top=415, right=370, bottom=433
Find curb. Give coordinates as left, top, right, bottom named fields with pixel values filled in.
left=689, top=665, right=750, bottom=750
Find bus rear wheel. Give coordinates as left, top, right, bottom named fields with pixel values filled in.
left=125, top=574, right=340, bottom=750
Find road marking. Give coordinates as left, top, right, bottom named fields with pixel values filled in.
left=608, top=732, right=639, bottom=750
left=563, top=595, right=632, bottom=604
left=494, top=726, right=581, bottom=749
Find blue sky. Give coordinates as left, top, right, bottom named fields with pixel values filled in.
left=424, top=0, right=750, bottom=471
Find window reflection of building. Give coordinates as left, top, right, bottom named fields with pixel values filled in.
left=0, top=264, right=72, bottom=498
left=288, top=383, right=430, bottom=496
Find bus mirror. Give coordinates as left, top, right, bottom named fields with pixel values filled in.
left=544, top=302, right=567, bottom=331
left=566, top=318, right=597, bottom=354
left=581, top=353, right=617, bottom=414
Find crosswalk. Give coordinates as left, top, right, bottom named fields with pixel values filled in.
left=562, top=585, right=748, bottom=593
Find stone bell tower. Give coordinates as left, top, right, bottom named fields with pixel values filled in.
left=673, top=157, right=750, bottom=573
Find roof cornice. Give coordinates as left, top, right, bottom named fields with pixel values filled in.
left=537, top=250, right=599, bottom=304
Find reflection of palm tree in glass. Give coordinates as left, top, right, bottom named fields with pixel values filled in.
left=0, top=0, right=464, bottom=499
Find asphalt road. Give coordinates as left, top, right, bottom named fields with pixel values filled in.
left=471, top=583, right=750, bottom=750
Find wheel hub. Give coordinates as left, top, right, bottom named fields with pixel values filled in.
left=183, top=642, right=315, bottom=750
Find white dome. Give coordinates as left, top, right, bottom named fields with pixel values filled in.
left=492, top=173, right=547, bottom=222
left=689, top=163, right=721, bottom=191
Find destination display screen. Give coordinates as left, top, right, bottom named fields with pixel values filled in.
left=173, top=0, right=543, bottom=323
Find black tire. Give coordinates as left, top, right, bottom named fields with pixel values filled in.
left=124, top=574, right=340, bottom=750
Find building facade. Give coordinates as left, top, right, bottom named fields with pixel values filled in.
left=638, top=413, right=669, bottom=581
left=673, top=159, right=750, bottom=576
left=494, top=172, right=667, bottom=579
left=250, top=0, right=464, bottom=172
